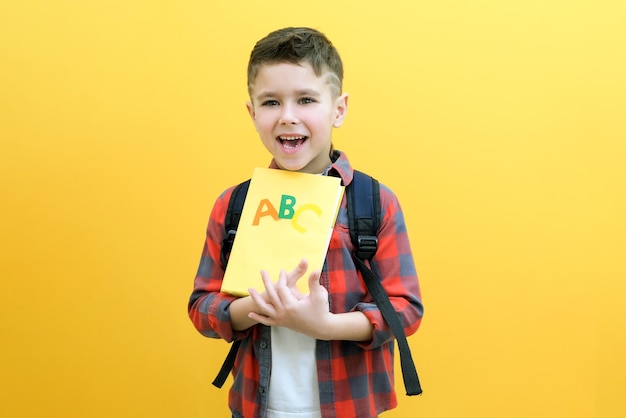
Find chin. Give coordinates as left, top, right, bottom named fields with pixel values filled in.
left=277, top=162, right=307, bottom=172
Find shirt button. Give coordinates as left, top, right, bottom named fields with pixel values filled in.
left=258, top=386, right=265, bottom=394
left=260, top=340, right=268, bottom=349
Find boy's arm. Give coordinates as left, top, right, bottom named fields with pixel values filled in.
left=315, top=311, right=374, bottom=341
left=188, top=189, right=251, bottom=342
left=229, top=296, right=261, bottom=331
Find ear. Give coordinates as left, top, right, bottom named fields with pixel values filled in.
left=246, top=101, right=256, bottom=121
left=333, top=93, right=348, bottom=128
left=246, top=101, right=260, bottom=132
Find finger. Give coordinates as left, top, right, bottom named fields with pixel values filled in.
left=307, top=270, right=321, bottom=295
left=276, top=270, right=296, bottom=304
left=286, top=259, right=309, bottom=287
left=248, top=287, right=264, bottom=305
left=259, top=270, right=279, bottom=305
left=276, top=269, right=287, bottom=288
left=307, top=270, right=329, bottom=310
left=249, top=287, right=276, bottom=316
left=248, top=311, right=276, bottom=327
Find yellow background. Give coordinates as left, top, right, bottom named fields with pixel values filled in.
left=1, top=1, right=624, bottom=417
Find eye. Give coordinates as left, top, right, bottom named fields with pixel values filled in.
left=261, top=100, right=279, bottom=107
left=298, top=97, right=315, bottom=105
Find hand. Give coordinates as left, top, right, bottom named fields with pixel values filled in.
left=260, top=259, right=321, bottom=306
left=248, top=258, right=309, bottom=304
left=230, top=259, right=315, bottom=332
left=228, top=259, right=309, bottom=331
left=248, top=268, right=332, bottom=340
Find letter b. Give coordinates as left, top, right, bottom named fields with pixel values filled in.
left=278, top=195, right=296, bottom=219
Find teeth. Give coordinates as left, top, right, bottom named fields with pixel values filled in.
left=278, top=136, right=306, bottom=141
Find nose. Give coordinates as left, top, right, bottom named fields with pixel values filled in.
left=278, top=103, right=299, bottom=125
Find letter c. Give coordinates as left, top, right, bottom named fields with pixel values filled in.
left=291, top=203, right=322, bottom=233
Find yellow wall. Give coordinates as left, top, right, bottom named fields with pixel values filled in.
left=1, top=1, right=624, bottom=417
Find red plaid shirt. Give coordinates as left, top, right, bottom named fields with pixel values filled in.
left=188, top=151, right=423, bottom=418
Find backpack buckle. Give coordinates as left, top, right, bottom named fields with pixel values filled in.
left=356, top=235, right=378, bottom=259
left=226, top=229, right=237, bottom=244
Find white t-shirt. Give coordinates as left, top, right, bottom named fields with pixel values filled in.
left=267, top=326, right=322, bottom=418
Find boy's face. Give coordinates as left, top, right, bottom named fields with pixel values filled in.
left=246, top=62, right=348, bottom=174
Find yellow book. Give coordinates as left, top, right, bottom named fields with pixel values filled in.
left=221, top=167, right=345, bottom=297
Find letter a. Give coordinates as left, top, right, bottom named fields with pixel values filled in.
left=252, top=199, right=278, bottom=226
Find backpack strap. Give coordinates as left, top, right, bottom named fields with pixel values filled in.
left=213, top=179, right=250, bottom=389
left=220, top=180, right=251, bottom=269
left=348, top=170, right=423, bottom=396
left=348, top=170, right=381, bottom=260
left=212, top=340, right=241, bottom=388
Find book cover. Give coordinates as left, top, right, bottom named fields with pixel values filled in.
left=221, top=167, right=345, bottom=297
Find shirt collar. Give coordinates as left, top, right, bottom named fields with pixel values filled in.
left=324, top=150, right=353, bottom=186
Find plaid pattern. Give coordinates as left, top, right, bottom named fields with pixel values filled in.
left=189, top=151, right=423, bottom=418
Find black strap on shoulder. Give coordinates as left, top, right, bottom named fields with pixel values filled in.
left=213, top=179, right=250, bottom=389
left=348, top=170, right=423, bottom=396
left=220, top=180, right=251, bottom=269
left=348, top=170, right=381, bottom=261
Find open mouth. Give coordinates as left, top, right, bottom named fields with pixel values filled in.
left=277, top=135, right=308, bottom=149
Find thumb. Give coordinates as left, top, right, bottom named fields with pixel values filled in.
left=307, top=270, right=321, bottom=295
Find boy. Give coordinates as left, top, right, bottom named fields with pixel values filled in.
left=188, top=27, right=423, bottom=418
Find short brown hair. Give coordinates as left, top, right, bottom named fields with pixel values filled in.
left=247, top=27, right=343, bottom=97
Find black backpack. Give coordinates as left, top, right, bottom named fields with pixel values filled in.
left=212, top=170, right=422, bottom=396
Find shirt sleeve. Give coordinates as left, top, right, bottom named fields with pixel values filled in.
left=352, top=184, right=424, bottom=349
left=187, top=188, right=252, bottom=342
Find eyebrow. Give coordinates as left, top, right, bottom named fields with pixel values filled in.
left=255, top=89, right=321, bottom=101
